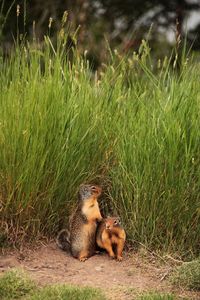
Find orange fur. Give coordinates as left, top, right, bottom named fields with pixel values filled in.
left=96, top=216, right=126, bottom=261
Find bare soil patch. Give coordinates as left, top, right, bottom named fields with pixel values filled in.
left=0, top=242, right=199, bottom=299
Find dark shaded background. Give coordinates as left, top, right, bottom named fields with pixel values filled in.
left=1, top=0, right=200, bottom=64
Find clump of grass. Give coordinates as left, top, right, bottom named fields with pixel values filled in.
left=0, top=269, right=106, bottom=300
left=170, top=258, right=200, bottom=291
left=137, top=293, right=175, bottom=300
left=0, top=268, right=36, bottom=299
left=27, top=285, right=106, bottom=300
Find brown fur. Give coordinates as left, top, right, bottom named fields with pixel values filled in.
left=96, top=216, right=126, bottom=261
left=57, top=184, right=102, bottom=262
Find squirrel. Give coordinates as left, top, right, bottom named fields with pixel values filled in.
left=96, top=216, right=126, bottom=261
left=57, top=184, right=102, bottom=261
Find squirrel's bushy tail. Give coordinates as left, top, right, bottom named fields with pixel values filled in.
left=56, top=229, right=70, bottom=252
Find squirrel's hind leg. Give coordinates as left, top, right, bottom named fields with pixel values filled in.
left=116, top=238, right=125, bottom=261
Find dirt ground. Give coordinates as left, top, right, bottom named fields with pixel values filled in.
left=0, top=242, right=199, bottom=300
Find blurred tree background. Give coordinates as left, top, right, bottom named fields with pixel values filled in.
left=0, top=0, right=200, bottom=65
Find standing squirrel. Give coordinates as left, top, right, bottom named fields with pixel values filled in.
left=57, top=184, right=102, bottom=261
left=96, top=216, right=126, bottom=261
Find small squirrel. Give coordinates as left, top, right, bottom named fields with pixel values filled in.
left=96, top=216, right=126, bottom=261
left=57, top=184, right=102, bottom=261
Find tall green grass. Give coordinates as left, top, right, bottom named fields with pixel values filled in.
left=0, top=37, right=199, bottom=256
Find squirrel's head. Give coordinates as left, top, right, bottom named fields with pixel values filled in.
left=105, top=216, right=121, bottom=230
left=78, top=184, right=102, bottom=201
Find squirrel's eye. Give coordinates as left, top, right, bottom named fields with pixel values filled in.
left=114, top=220, right=118, bottom=225
left=90, top=204, right=94, bottom=208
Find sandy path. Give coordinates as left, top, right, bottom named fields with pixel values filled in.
left=0, top=243, right=199, bottom=299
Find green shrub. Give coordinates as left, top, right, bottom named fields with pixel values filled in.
left=0, top=269, right=106, bottom=300
left=0, top=269, right=36, bottom=299
left=170, top=258, right=200, bottom=291
left=27, top=285, right=106, bottom=300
